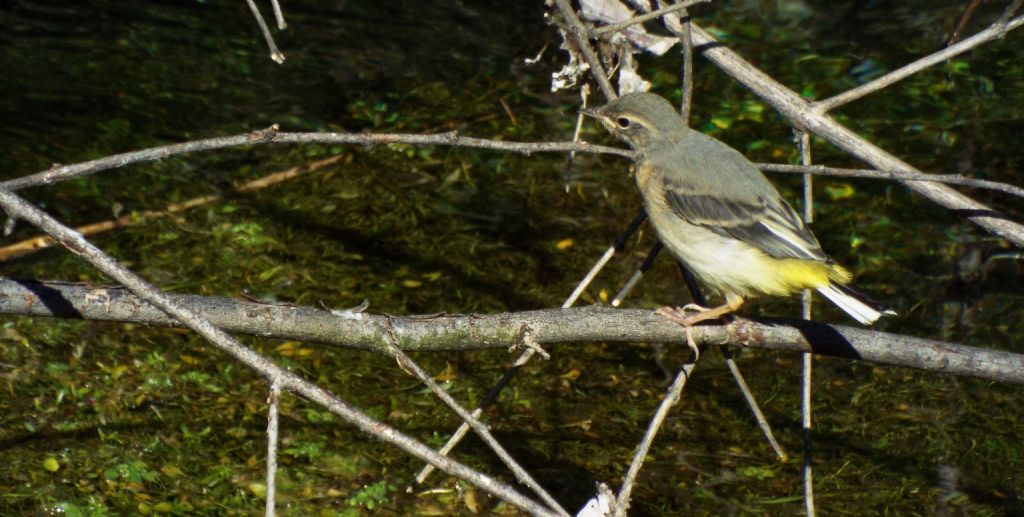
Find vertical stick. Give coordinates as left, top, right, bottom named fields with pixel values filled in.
left=265, top=381, right=281, bottom=517
left=797, top=130, right=816, bottom=517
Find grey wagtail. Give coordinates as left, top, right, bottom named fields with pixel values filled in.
left=582, top=92, right=895, bottom=326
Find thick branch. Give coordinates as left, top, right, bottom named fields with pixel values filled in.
left=1, top=279, right=1020, bottom=385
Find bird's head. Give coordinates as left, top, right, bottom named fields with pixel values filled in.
left=581, top=92, right=687, bottom=151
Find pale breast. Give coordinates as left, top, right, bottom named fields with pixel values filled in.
left=640, top=173, right=797, bottom=298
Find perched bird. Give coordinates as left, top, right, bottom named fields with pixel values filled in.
left=583, top=92, right=894, bottom=326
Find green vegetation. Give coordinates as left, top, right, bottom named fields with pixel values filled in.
left=1, top=0, right=1022, bottom=514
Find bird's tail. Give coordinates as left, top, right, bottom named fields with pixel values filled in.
left=816, top=283, right=896, bottom=325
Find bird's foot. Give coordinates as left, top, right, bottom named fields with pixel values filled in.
left=656, top=304, right=712, bottom=326
left=655, top=305, right=707, bottom=361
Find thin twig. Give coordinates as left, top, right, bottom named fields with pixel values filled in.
left=613, top=363, right=697, bottom=517
left=814, top=15, right=1024, bottom=112
left=6, top=128, right=1020, bottom=200
left=758, top=163, right=1024, bottom=198
left=611, top=241, right=662, bottom=307
left=796, top=130, right=816, bottom=517
left=565, top=85, right=592, bottom=192
left=2, top=130, right=631, bottom=192
left=245, top=0, right=285, bottom=63
left=380, top=320, right=570, bottom=517
left=0, top=187, right=560, bottom=517
left=270, top=0, right=286, bottom=30
left=946, top=0, right=986, bottom=45
left=720, top=349, right=786, bottom=460
left=676, top=3, right=695, bottom=123
left=591, top=0, right=707, bottom=37
left=265, top=381, right=281, bottom=517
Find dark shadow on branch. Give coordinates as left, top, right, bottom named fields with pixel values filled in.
left=11, top=278, right=83, bottom=319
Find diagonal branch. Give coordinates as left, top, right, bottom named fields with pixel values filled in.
left=814, top=15, right=1024, bottom=112
left=0, top=191, right=559, bottom=517
left=684, top=21, right=1024, bottom=248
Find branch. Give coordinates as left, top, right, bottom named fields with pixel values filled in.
left=758, top=163, right=1024, bottom=199
left=814, top=15, right=1024, bottom=112
left=684, top=21, right=1024, bottom=248
left=245, top=0, right=285, bottom=63
left=2, top=278, right=1021, bottom=385
left=590, top=0, right=707, bottom=37
left=1, top=129, right=631, bottom=192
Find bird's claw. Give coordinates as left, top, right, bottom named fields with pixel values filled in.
left=656, top=304, right=711, bottom=326
left=655, top=305, right=706, bottom=361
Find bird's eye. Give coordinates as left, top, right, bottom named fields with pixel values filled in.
left=616, top=117, right=631, bottom=128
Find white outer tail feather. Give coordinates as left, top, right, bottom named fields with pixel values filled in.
left=816, top=284, right=885, bottom=325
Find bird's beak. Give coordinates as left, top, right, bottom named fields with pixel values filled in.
left=578, top=107, right=604, bottom=120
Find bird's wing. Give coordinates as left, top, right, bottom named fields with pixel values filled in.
left=662, top=177, right=828, bottom=262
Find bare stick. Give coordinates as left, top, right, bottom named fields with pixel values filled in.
left=676, top=3, right=695, bottom=124
left=2, top=129, right=631, bottom=192
left=946, top=0, right=985, bottom=45
left=265, top=381, right=281, bottom=517
left=565, top=85, right=592, bottom=192
left=997, top=0, right=1024, bottom=29
left=411, top=360, right=525, bottom=487
left=721, top=349, right=786, bottom=460
left=552, top=0, right=617, bottom=100
left=611, top=241, right=662, bottom=307
left=758, top=163, right=1024, bottom=199
left=796, top=130, right=816, bottom=517
left=591, top=0, right=708, bottom=36
left=380, top=321, right=570, bottom=516
left=245, top=0, right=285, bottom=63
left=613, top=363, right=697, bottom=517
left=270, top=0, right=286, bottom=30
left=0, top=187, right=559, bottom=517
left=814, top=15, right=1024, bottom=113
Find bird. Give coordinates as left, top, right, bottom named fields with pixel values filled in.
left=582, top=92, right=895, bottom=327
